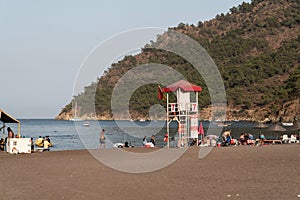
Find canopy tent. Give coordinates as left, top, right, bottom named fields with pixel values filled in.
left=0, top=109, right=20, bottom=137
left=162, top=80, right=202, bottom=92
left=0, top=109, right=19, bottom=123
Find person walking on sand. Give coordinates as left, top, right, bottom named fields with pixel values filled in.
left=99, top=129, right=106, bottom=148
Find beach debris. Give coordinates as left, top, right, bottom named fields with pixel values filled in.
left=227, top=194, right=231, bottom=198
left=297, top=194, right=300, bottom=198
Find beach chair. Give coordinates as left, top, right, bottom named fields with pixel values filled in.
left=282, top=134, right=290, bottom=143
left=290, top=135, right=297, bottom=143
left=211, top=139, right=217, bottom=147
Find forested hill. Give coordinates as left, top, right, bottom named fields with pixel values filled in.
left=56, top=0, right=300, bottom=122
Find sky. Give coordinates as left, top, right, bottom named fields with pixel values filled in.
left=0, top=0, right=250, bottom=119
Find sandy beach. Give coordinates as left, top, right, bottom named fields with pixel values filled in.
left=0, top=144, right=299, bottom=200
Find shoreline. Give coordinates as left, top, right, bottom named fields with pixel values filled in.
left=24, top=118, right=295, bottom=125
left=1, top=144, right=299, bottom=200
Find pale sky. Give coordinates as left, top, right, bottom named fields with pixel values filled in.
left=0, top=0, right=250, bottom=119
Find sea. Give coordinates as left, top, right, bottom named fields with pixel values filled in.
left=2, top=119, right=296, bottom=151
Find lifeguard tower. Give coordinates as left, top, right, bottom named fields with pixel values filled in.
left=161, top=80, right=202, bottom=148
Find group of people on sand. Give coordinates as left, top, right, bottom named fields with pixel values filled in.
left=99, top=130, right=157, bottom=149
left=99, top=129, right=137, bottom=148
left=35, top=136, right=51, bottom=150
left=142, top=135, right=156, bottom=147
left=238, top=132, right=255, bottom=145
left=220, top=131, right=267, bottom=146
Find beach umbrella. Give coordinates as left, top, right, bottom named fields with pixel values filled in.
left=198, top=122, right=204, bottom=135
left=253, top=122, right=269, bottom=129
left=266, top=124, right=287, bottom=139
left=198, top=122, right=204, bottom=140
left=253, top=122, right=268, bottom=137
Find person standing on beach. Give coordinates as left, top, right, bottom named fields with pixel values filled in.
left=43, top=139, right=50, bottom=151
left=99, top=129, right=106, bottom=148
left=7, top=127, right=14, bottom=138
left=30, top=138, right=34, bottom=152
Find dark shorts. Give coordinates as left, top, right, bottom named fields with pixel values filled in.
left=100, top=139, right=106, bottom=144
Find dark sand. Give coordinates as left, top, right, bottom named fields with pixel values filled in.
left=0, top=144, right=299, bottom=200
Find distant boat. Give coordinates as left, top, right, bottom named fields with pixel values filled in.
left=69, top=117, right=82, bottom=122
left=282, top=122, right=293, bottom=127
left=69, top=102, right=82, bottom=122
left=139, top=119, right=145, bottom=122
left=83, top=121, right=90, bottom=127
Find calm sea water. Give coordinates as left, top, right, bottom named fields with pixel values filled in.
left=2, top=119, right=295, bottom=151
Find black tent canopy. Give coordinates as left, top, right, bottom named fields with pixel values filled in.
left=0, top=109, right=20, bottom=137
left=0, top=109, right=19, bottom=123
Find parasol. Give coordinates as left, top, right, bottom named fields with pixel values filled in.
left=253, top=122, right=268, bottom=137
left=198, top=122, right=204, bottom=134
left=253, top=122, right=268, bottom=129
left=266, top=123, right=287, bottom=139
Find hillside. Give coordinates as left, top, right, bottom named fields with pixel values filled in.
left=56, top=0, right=300, bottom=122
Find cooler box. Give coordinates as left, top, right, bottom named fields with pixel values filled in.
left=6, top=138, right=32, bottom=154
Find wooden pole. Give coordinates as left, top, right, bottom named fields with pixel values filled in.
left=167, top=93, right=169, bottom=148
left=196, top=92, right=199, bottom=146
left=18, top=122, right=21, bottom=137
left=2, top=122, right=4, bottom=139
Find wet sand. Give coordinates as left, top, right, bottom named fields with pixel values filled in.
left=0, top=144, right=299, bottom=200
